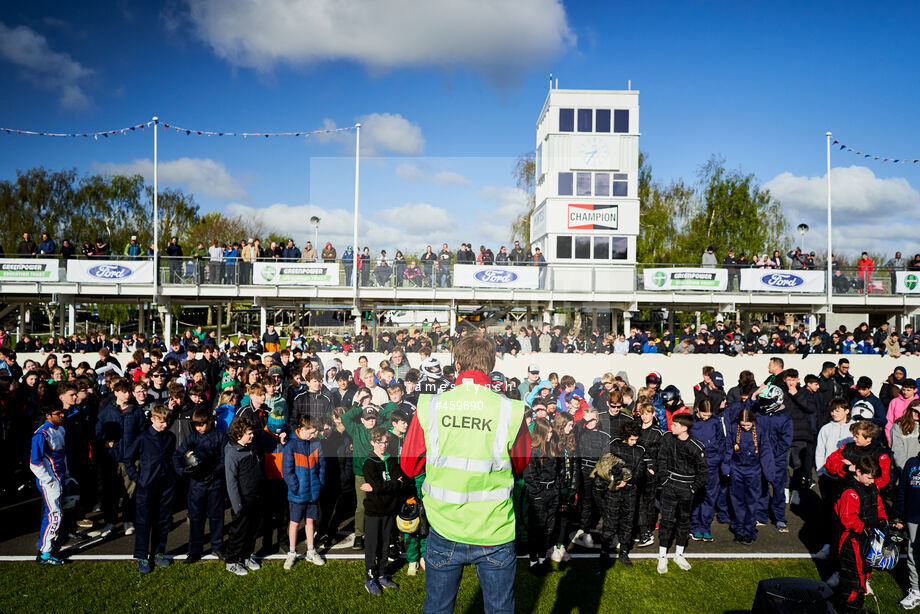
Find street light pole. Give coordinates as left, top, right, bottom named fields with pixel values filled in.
left=826, top=132, right=833, bottom=314
left=353, top=123, right=361, bottom=334
left=310, top=216, right=320, bottom=253
left=153, top=116, right=159, bottom=306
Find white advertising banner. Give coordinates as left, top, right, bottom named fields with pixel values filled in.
left=740, top=269, right=825, bottom=293
left=453, top=264, right=539, bottom=289
left=66, top=260, right=154, bottom=283
left=643, top=268, right=727, bottom=291
left=0, top=258, right=60, bottom=282
left=253, top=262, right=339, bottom=285
left=895, top=271, right=920, bottom=293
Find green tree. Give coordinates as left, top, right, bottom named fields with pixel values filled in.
left=675, top=155, right=790, bottom=263
left=509, top=152, right=535, bottom=248
left=184, top=211, right=266, bottom=248
left=636, top=152, right=694, bottom=263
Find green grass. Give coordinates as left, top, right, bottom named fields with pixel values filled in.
left=0, top=559, right=907, bottom=613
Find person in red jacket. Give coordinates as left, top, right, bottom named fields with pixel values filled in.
left=834, top=456, right=887, bottom=612
left=857, top=252, right=874, bottom=295
left=824, top=421, right=891, bottom=490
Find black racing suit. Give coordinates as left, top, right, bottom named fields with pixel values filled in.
left=656, top=432, right=708, bottom=549
left=602, top=439, right=646, bottom=553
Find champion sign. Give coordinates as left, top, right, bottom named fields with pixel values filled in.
left=474, top=269, right=518, bottom=284
left=761, top=273, right=804, bottom=288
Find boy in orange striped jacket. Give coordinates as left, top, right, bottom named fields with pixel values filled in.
left=281, top=415, right=326, bottom=569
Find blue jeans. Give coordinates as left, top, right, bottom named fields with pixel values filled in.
left=423, top=527, right=516, bottom=614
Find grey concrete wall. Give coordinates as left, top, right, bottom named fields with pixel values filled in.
left=18, top=351, right=916, bottom=400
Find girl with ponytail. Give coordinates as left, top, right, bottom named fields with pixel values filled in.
left=724, top=408, right=774, bottom=544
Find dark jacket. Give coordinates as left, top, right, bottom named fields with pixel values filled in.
left=173, top=426, right=226, bottom=484
left=224, top=439, right=263, bottom=514
left=282, top=431, right=326, bottom=503
left=656, top=432, right=708, bottom=493
left=123, top=426, right=177, bottom=489
left=291, top=389, right=334, bottom=426
left=362, top=454, right=407, bottom=516
left=785, top=385, right=818, bottom=443
left=95, top=402, right=128, bottom=461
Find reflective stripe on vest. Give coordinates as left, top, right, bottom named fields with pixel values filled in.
left=422, top=482, right=513, bottom=504
left=427, top=394, right=513, bottom=473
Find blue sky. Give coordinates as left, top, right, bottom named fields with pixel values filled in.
left=1, top=1, right=919, bottom=257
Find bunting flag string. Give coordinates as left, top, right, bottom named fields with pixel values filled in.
left=1, top=120, right=355, bottom=140
left=158, top=122, right=355, bottom=138
left=831, top=138, right=920, bottom=165
left=1, top=121, right=153, bottom=139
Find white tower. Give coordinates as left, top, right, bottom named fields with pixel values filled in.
left=530, top=84, right=640, bottom=265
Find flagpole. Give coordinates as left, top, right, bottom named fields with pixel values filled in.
left=353, top=123, right=361, bottom=335
left=826, top=131, right=832, bottom=315
left=153, top=116, right=159, bottom=305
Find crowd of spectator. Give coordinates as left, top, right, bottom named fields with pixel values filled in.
left=8, top=316, right=920, bottom=361
left=8, top=321, right=920, bottom=609
left=4, top=232, right=548, bottom=287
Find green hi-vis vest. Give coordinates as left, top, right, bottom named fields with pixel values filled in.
left=416, top=381, right=524, bottom=545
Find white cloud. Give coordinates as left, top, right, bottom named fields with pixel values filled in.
left=317, top=112, right=425, bottom=155
left=93, top=157, right=249, bottom=201
left=765, top=165, right=920, bottom=257
left=181, top=0, right=574, bottom=85
left=0, top=21, right=93, bottom=109
left=376, top=203, right=455, bottom=231
left=433, top=171, right=470, bottom=187
left=766, top=165, right=920, bottom=215
left=395, top=163, right=423, bottom=183
left=475, top=186, right=529, bottom=243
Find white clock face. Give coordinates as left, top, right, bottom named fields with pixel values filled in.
left=578, top=137, right=610, bottom=169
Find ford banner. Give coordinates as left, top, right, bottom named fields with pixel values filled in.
left=66, top=260, right=154, bottom=284
left=453, top=264, right=539, bottom=289
left=739, top=269, right=825, bottom=293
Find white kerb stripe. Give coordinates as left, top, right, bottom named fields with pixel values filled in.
left=423, top=482, right=513, bottom=504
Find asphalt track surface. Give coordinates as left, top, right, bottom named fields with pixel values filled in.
left=0, top=484, right=824, bottom=561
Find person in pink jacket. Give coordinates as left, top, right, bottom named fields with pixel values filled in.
left=886, top=378, right=919, bottom=441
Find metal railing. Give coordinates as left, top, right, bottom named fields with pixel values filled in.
left=2, top=254, right=915, bottom=296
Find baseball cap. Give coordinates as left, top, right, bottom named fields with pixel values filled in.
left=528, top=364, right=540, bottom=374
left=362, top=406, right=380, bottom=420
left=711, top=371, right=724, bottom=388
left=130, top=235, right=137, bottom=240
left=140, top=357, right=152, bottom=365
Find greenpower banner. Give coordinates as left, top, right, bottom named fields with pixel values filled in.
left=896, top=271, right=920, bottom=293
left=643, top=268, right=727, bottom=291
left=253, top=262, right=339, bottom=286
left=0, top=258, right=60, bottom=281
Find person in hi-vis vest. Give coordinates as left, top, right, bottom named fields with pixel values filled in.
left=401, top=333, right=531, bottom=614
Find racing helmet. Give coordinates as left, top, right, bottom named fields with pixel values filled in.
left=181, top=449, right=209, bottom=480
left=757, top=384, right=784, bottom=415
left=850, top=399, right=875, bottom=422
left=660, top=385, right=681, bottom=409
left=396, top=497, right=421, bottom=533
left=866, top=528, right=899, bottom=570
left=646, top=372, right=662, bottom=387
left=490, top=371, right=506, bottom=393
left=421, top=357, right=442, bottom=378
